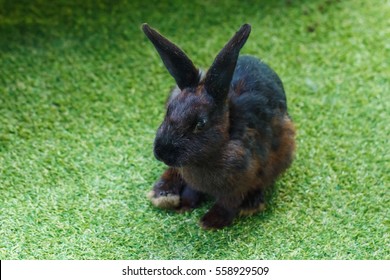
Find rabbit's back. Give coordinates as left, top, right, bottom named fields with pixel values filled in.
left=231, top=55, right=286, bottom=110
left=229, top=55, right=288, bottom=140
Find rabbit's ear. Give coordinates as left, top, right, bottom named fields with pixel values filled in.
left=205, top=24, right=251, bottom=103
left=142, top=24, right=199, bottom=90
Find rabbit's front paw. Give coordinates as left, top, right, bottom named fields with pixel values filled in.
left=200, top=204, right=236, bottom=230
left=147, top=169, right=183, bottom=209
left=147, top=189, right=180, bottom=209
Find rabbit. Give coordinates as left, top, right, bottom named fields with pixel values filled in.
left=142, top=23, right=295, bottom=229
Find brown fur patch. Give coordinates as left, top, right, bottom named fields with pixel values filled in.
left=255, top=114, right=296, bottom=189
left=239, top=203, right=266, bottom=216
left=233, top=79, right=246, bottom=95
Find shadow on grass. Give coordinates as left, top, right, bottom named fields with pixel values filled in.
left=0, top=0, right=339, bottom=49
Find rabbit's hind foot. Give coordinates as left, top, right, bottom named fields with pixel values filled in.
left=239, top=189, right=266, bottom=216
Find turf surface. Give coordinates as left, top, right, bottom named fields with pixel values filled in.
left=0, top=0, right=389, bottom=259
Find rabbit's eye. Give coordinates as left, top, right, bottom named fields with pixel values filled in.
left=194, top=118, right=206, bottom=132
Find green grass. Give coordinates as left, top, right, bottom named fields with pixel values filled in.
left=0, top=0, right=389, bottom=259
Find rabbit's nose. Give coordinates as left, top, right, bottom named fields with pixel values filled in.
left=153, top=137, right=179, bottom=166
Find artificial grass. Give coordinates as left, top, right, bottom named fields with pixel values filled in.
left=0, top=0, right=389, bottom=259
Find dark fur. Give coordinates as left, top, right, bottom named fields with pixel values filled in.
left=143, top=24, right=295, bottom=229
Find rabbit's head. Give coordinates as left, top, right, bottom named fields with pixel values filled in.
left=142, top=24, right=251, bottom=167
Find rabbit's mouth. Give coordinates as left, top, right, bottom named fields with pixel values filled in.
left=156, top=155, right=186, bottom=168
left=157, top=155, right=181, bottom=167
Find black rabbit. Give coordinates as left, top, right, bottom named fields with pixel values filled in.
left=143, top=23, right=295, bottom=229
